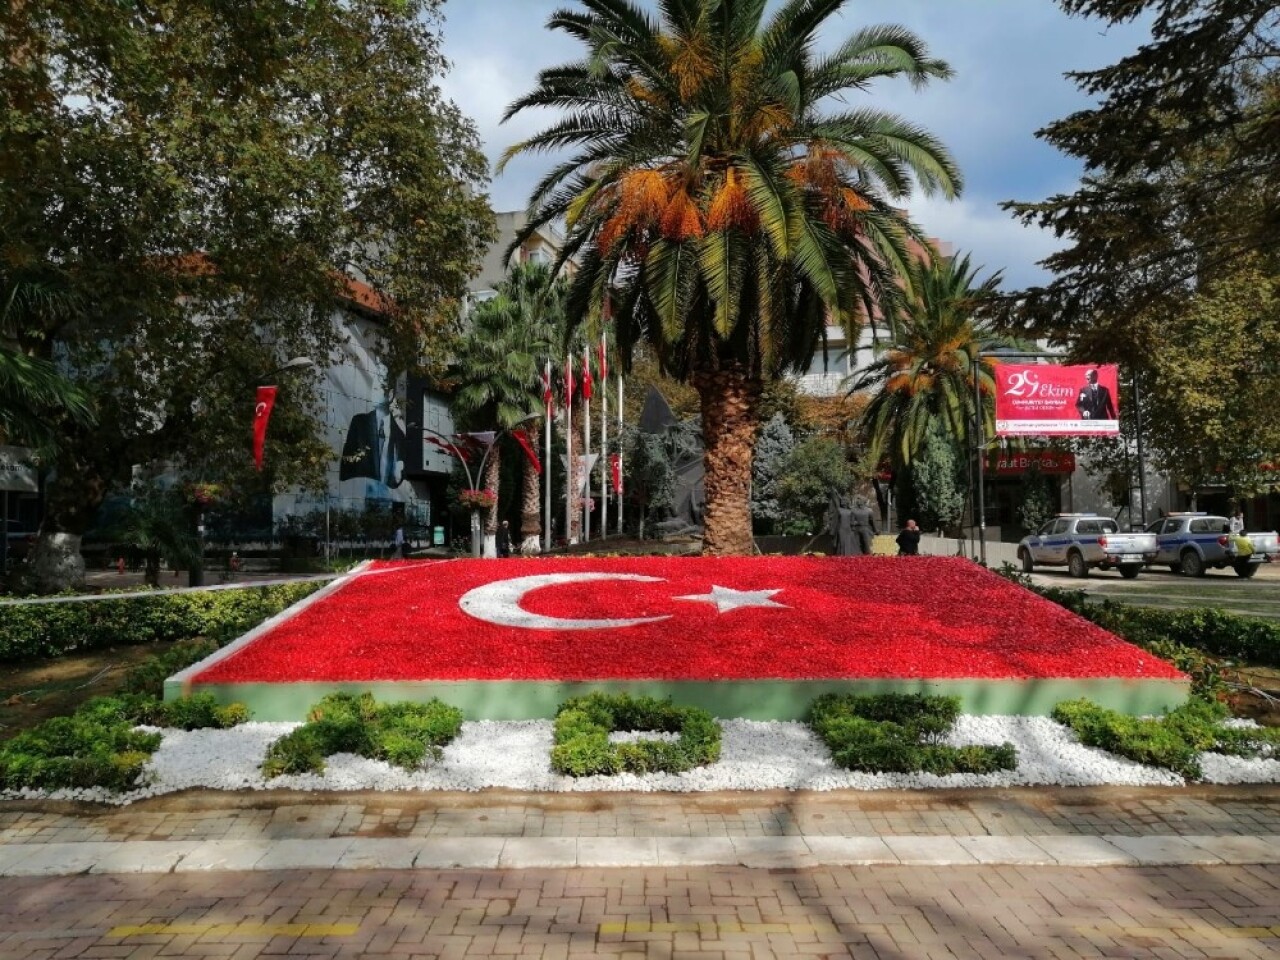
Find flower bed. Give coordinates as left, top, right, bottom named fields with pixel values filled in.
left=189, top=556, right=1185, bottom=685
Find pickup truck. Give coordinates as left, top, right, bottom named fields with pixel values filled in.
left=1144, top=513, right=1279, bottom=578
left=1018, top=514, right=1159, bottom=579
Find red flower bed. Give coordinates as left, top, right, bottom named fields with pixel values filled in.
left=191, top=556, right=1185, bottom=685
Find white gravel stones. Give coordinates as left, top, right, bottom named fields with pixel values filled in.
left=3, top=714, right=1276, bottom=806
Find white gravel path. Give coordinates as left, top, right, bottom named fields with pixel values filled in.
left=4, top=715, right=1276, bottom=805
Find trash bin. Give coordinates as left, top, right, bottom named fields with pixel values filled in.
left=432, top=526, right=445, bottom=547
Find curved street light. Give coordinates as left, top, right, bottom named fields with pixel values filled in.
left=412, top=414, right=539, bottom=558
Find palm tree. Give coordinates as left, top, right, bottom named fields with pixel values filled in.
left=447, top=281, right=550, bottom=556
left=496, top=263, right=568, bottom=553
left=850, top=252, right=1022, bottom=470
left=0, top=277, right=94, bottom=449
left=502, top=0, right=960, bottom=554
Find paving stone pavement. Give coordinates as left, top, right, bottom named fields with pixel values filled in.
left=3, top=787, right=1279, bottom=957
left=2, top=863, right=1279, bottom=959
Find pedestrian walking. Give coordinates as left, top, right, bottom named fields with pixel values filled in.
left=496, top=520, right=512, bottom=558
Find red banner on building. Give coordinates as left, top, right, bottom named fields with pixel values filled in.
left=987, top=451, right=1076, bottom=475
left=994, top=363, right=1120, bottom=437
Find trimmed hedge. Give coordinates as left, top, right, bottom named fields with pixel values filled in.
left=0, top=690, right=252, bottom=793
left=550, top=693, right=721, bottom=777
left=808, top=693, right=1017, bottom=775
left=0, top=582, right=319, bottom=661
left=1053, top=697, right=1280, bottom=780
left=1042, top=589, right=1280, bottom=669
left=262, top=693, right=463, bottom=778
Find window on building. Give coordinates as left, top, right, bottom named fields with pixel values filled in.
left=805, top=348, right=849, bottom=377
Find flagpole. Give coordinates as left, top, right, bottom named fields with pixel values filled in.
left=600, top=333, right=608, bottom=540
left=565, top=353, right=574, bottom=545
left=583, top=346, right=592, bottom=542
left=544, top=359, right=552, bottom=554
left=617, top=372, right=624, bottom=535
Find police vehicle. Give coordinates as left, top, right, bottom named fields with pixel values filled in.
left=1143, top=513, right=1279, bottom=578
left=1017, top=513, right=1159, bottom=579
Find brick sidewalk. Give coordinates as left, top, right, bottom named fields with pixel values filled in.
left=2, top=863, right=1278, bottom=959
left=3, top=789, right=1278, bottom=957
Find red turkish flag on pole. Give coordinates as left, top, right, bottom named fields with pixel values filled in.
left=512, top=427, right=542, bottom=475
left=253, top=386, right=278, bottom=471
left=598, top=331, right=608, bottom=383
left=564, top=354, right=575, bottom=406
left=610, top=453, right=622, bottom=493
left=581, top=345, right=593, bottom=400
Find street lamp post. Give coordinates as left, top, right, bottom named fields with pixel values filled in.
left=415, top=415, right=538, bottom=559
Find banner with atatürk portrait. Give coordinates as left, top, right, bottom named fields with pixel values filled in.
left=994, top=363, right=1120, bottom=437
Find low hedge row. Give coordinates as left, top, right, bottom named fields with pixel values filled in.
left=808, top=693, right=1018, bottom=776
left=0, top=582, right=319, bottom=661
left=1041, top=587, right=1280, bottom=670
left=1053, top=697, right=1280, bottom=780
left=262, top=692, right=463, bottom=778
left=551, top=693, right=721, bottom=777
left=0, top=692, right=248, bottom=792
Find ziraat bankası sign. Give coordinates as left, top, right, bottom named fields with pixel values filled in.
left=994, top=364, right=1120, bottom=437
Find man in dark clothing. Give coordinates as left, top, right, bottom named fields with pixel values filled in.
left=896, top=519, right=921, bottom=556
left=1075, top=368, right=1116, bottom=421
left=496, top=520, right=512, bottom=558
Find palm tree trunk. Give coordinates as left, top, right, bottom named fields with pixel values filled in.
left=519, top=432, right=542, bottom=554
left=694, top=363, right=762, bottom=556
left=482, top=448, right=500, bottom=558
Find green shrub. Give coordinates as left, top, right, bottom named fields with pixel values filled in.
left=550, top=693, right=721, bottom=777
left=261, top=693, right=463, bottom=778
left=0, top=705, right=163, bottom=792
left=0, top=582, right=319, bottom=662
left=121, top=640, right=220, bottom=697
left=1052, top=697, right=1280, bottom=780
left=807, top=693, right=1017, bottom=775
left=77, top=693, right=250, bottom=731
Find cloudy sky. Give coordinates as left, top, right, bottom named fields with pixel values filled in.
left=437, top=1, right=1151, bottom=291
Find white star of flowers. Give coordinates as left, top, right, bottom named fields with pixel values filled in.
left=673, top=585, right=787, bottom=613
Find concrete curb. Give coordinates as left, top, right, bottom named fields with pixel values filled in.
left=1, top=834, right=1276, bottom=876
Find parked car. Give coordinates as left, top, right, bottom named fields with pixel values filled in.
left=1018, top=513, right=1159, bottom=579
left=1144, top=513, right=1279, bottom=578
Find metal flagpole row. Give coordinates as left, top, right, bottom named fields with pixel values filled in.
left=617, top=373, right=624, bottom=535
left=583, top=345, right=591, bottom=542
left=543, top=359, right=553, bottom=554
left=599, top=331, right=608, bottom=540
left=564, top=353, right=574, bottom=545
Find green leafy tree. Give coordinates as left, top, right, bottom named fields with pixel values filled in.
left=1004, top=0, right=1279, bottom=358
left=910, top=420, right=964, bottom=534
left=1018, top=465, right=1057, bottom=536
left=751, top=413, right=796, bottom=531
left=775, top=436, right=854, bottom=536
left=851, top=253, right=1018, bottom=469
left=1137, top=258, right=1280, bottom=496
left=502, top=0, right=961, bottom=555
left=1, top=0, right=493, bottom=590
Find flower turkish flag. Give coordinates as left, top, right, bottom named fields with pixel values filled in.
left=252, top=386, right=278, bottom=471
left=189, top=556, right=1186, bottom=686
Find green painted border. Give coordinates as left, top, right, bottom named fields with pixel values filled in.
left=167, top=676, right=1189, bottom=721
